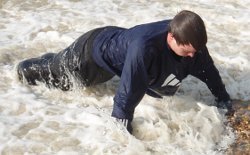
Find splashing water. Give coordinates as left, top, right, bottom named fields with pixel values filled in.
left=0, top=0, right=249, bottom=154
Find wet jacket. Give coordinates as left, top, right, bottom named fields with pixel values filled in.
left=92, top=20, right=230, bottom=120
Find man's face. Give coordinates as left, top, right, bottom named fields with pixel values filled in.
left=167, top=33, right=196, bottom=57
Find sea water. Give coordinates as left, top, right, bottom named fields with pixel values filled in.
left=0, top=0, right=249, bottom=154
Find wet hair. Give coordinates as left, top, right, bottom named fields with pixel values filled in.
left=169, top=10, right=207, bottom=51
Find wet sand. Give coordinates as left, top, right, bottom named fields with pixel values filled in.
left=227, top=100, right=250, bottom=155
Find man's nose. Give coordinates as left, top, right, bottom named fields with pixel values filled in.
left=188, top=52, right=195, bottom=57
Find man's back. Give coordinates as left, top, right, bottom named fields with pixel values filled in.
left=92, top=20, right=171, bottom=75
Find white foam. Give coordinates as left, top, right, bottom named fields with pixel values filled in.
left=0, top=0, right=249, bottom=154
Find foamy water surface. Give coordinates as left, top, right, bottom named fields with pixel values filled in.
left=0, top=0, right=249, bottom=154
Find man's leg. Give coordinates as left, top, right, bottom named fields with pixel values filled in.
left=17, top=28, right=114, bottom=90
left=17, top=52, right=72, bottom=90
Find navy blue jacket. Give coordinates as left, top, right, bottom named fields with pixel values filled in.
left=92, top=20, right=230, bottom=120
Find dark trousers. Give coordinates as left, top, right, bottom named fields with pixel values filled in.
left=17, top=28, right=114, bottom=90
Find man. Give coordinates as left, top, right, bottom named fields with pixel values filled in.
left=17, top=10, right=233, bottom=134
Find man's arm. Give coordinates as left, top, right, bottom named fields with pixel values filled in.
left=188, top=47, right=233, bottom=112
left=111, top=39, right=150, bottom=121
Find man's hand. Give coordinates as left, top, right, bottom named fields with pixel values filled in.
left=116, top=118, right=133, bottom=134
left=216, top=100, right=235, bottom=116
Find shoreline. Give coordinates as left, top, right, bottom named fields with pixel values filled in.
left=227, top=100, right=250, bottom=154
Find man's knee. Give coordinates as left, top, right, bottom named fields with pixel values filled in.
left=17, top=58, right=46, bottom=85
left=17, top=59, right=36, bottom=85
left=17, top=57, right=72, bottom=91
left=41, top=53, right=56, bottom=60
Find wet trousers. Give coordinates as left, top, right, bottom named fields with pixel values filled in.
left=17, top=28, right=114, bottom=90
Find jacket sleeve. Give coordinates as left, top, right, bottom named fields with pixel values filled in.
left=111, top=39, right=151, bottom=120
left=188, top=47, right=230, bottom=102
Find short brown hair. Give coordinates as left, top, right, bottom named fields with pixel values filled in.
left=169, top=10, right=207, bottom=51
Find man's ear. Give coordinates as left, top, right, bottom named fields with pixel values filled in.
left=168, top=32, right=174, bottom=40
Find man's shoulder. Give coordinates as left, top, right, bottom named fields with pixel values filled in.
left=125, top=19, right=170, bottom=36
left=132, top=19, right=171, bottom=28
